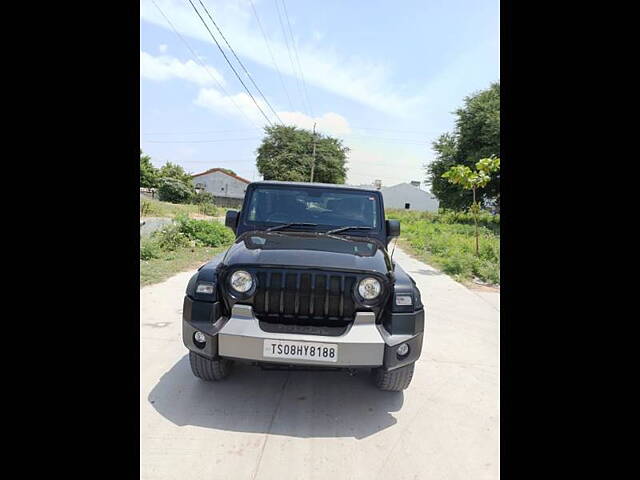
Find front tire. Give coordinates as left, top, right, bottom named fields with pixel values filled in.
left=373, top=362, right=415, bottom=391
left=189, top=351, right=233, bottom=381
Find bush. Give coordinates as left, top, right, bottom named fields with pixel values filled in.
left=176, top=216, right=235, bottom=247
left=192, top=191, right=219, bottom=216
left=386, top=208, right=500, bottom=285
left=158, top=177, right=194, bottom=204
left=154, top=223, right=191, bottom=251
left=140, top=238, right=162, bottom=260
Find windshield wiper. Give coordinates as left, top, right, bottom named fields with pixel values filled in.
left=266, top=222, right=318, bottom=232
left=325, top=226, right=373, bottom=235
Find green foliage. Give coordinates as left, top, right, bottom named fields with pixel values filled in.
left=442, top=157, right=500, bottom=256
left=175, top=215, right=235, bottom=247
left=154, top=223, right=192, bottom=251
left=426, top=82, right=500, bottom=209
left=158, top=177, right=194, bottom=204
left=140, top=237, right=162, bottom=260
left=387, top=209, right=500, bottom=285
left=140, top=200, right=151, bottom=217
left=139, top=197, right=200, bottom=218
left=191, top=191, right=219, bottom=216
left=140, top=150, right=159, bottom=188
left=158, top=162, right=192, bottom=185
left=256, top=125, right=348, bottom=183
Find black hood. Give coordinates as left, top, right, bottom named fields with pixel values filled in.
left=222, top=231, right=392, bottom=275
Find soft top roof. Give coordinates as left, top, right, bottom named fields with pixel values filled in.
left=250, top=181, right=379, bottom=194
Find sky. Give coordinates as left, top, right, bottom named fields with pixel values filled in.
left=140, top=0, right=499, bottom=190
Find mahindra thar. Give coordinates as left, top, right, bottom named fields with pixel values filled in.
left=182, top=181, right=424, bottom=391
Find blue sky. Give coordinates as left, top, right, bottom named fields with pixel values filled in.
left=140, top=0, right=499, bottom=188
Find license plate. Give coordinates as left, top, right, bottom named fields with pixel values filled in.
left=263, top=339, right=338, bottom=363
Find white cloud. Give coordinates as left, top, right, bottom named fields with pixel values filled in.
left=158, top=43, right=168, bottom=53
left=140, top=50, right=225, bottom=87
left=194, top=87, right=268, bottom=124
left=140, top=0, right=425, bottom=116
left=278, top=111, right=351, bottom=136
left=194, top=86, right=352, bottom=136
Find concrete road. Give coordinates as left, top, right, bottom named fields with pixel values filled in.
left=140, top=247, right=499, bottom=480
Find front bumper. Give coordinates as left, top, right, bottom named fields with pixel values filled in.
left=183, top=303, right=423, bottom=371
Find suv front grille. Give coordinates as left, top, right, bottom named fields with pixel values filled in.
left=252, top=269, right=359, bottom=325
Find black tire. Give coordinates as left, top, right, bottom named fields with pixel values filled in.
left=373, top=362, right=415, bottom=391
left=189, top=351, right=233, bottom=381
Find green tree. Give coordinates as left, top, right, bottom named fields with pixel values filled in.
left=140, top=150, right=159, bottom=188
left=442, top=157, right=500, bottom=255
left=256, top=125, right=348, bottom=183
left=158, top=162, right=192, bottom=186
left=426, top=82, right=500, bottom=210
left=157, top=178, right=194, bottom=204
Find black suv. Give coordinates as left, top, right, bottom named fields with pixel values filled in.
left=182, top=181, right=424, bottom=391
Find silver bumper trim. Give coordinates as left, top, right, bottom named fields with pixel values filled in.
left=218, top=304, right=385, bottom=367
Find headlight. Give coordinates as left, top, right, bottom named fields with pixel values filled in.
left=229, top=270, right=253, bottom=293
left=358, top=277, right=381, bottom=300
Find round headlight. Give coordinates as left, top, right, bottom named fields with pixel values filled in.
left=358, top=277, right=381, bottom=300
left=230, top=270, right=253, bottom=293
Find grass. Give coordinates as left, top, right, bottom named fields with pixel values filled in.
left=139, top=216, right=235, bottom=287
left=386, top=209, right=500, bottom=286
left=140, top=197, right=231, bottom=219
left=140, top=244, right=229, bottom=287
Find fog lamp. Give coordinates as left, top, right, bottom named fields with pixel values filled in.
left=397, top=343, right=409, bottom=357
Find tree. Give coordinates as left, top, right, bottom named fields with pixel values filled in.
left=442, top=157, right=500, bottom=255
left=256, top=125, right=348, bottom=183
left=426, top=82, right=500, bottom=210
left=140, top=150, right=159, bottom=188
left=157, top=162, right=193, bottom=186
left=157, top=178, right=194, bottom=204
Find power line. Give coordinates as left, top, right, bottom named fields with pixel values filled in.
left=281, top=0, right=314, bottom=117
left=144, top=137, right=261, bottom=144
left=197, top=0, right=284, bottom=125
left=187, top=0, right=275, bottom=127
left=150, top=0, right=261, bottom=130
left=143, top=128, right=259, bottom=135
left=274, top=0, right=307, bottom=115
left=249, top=0, right=294, bottom=111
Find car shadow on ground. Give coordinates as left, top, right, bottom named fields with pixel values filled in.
left=148, top=354, right=404, bottom=440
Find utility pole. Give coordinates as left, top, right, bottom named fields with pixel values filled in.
left=309, top=122, right=317, bottom=183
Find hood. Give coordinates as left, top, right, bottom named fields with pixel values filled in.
left=222, top=231, right=392, bottom=275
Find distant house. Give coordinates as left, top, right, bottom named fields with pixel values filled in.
left=350, top=180, right=439, bottom=212
left=191, top=168, right=250, bottom=208
left=380, top=182, right=439, bottom=212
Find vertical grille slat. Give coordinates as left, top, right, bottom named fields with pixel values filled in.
left=279, top=272, right=285, bottom=314
left=294, top=272, right=301, bottom=316
left=309, top=274, right=315, bottom=316
left=339, top=276, right=345, bottom=318
left=265, top=271, right=271, bottom=311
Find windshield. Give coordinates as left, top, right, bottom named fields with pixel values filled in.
left=244, top=186, right=380, bottom=230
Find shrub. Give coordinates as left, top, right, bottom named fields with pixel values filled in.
left=140, top=200, right=151, bottom=217
left=140, top=238, right=162, bottom=260
left=176, top=216, right=235, bottom=247
left=153, top=223, right=191, bottom=251
left=158, top=177, right=194, bottom=204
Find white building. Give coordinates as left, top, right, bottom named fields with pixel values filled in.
left=191, top=168, right=250, bottom=208
left=350, top=180, right=439, bottom=212
left=380, top=182, right=439, bottom=211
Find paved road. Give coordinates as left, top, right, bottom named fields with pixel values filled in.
left=140, top=247, right=499, bottom=480
left=140, top=217, right=174, bottom=238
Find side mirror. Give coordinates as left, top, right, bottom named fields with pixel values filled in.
left=386, top=219, right=400, bottom=238
left=225, top=210, right=239, bottom=232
